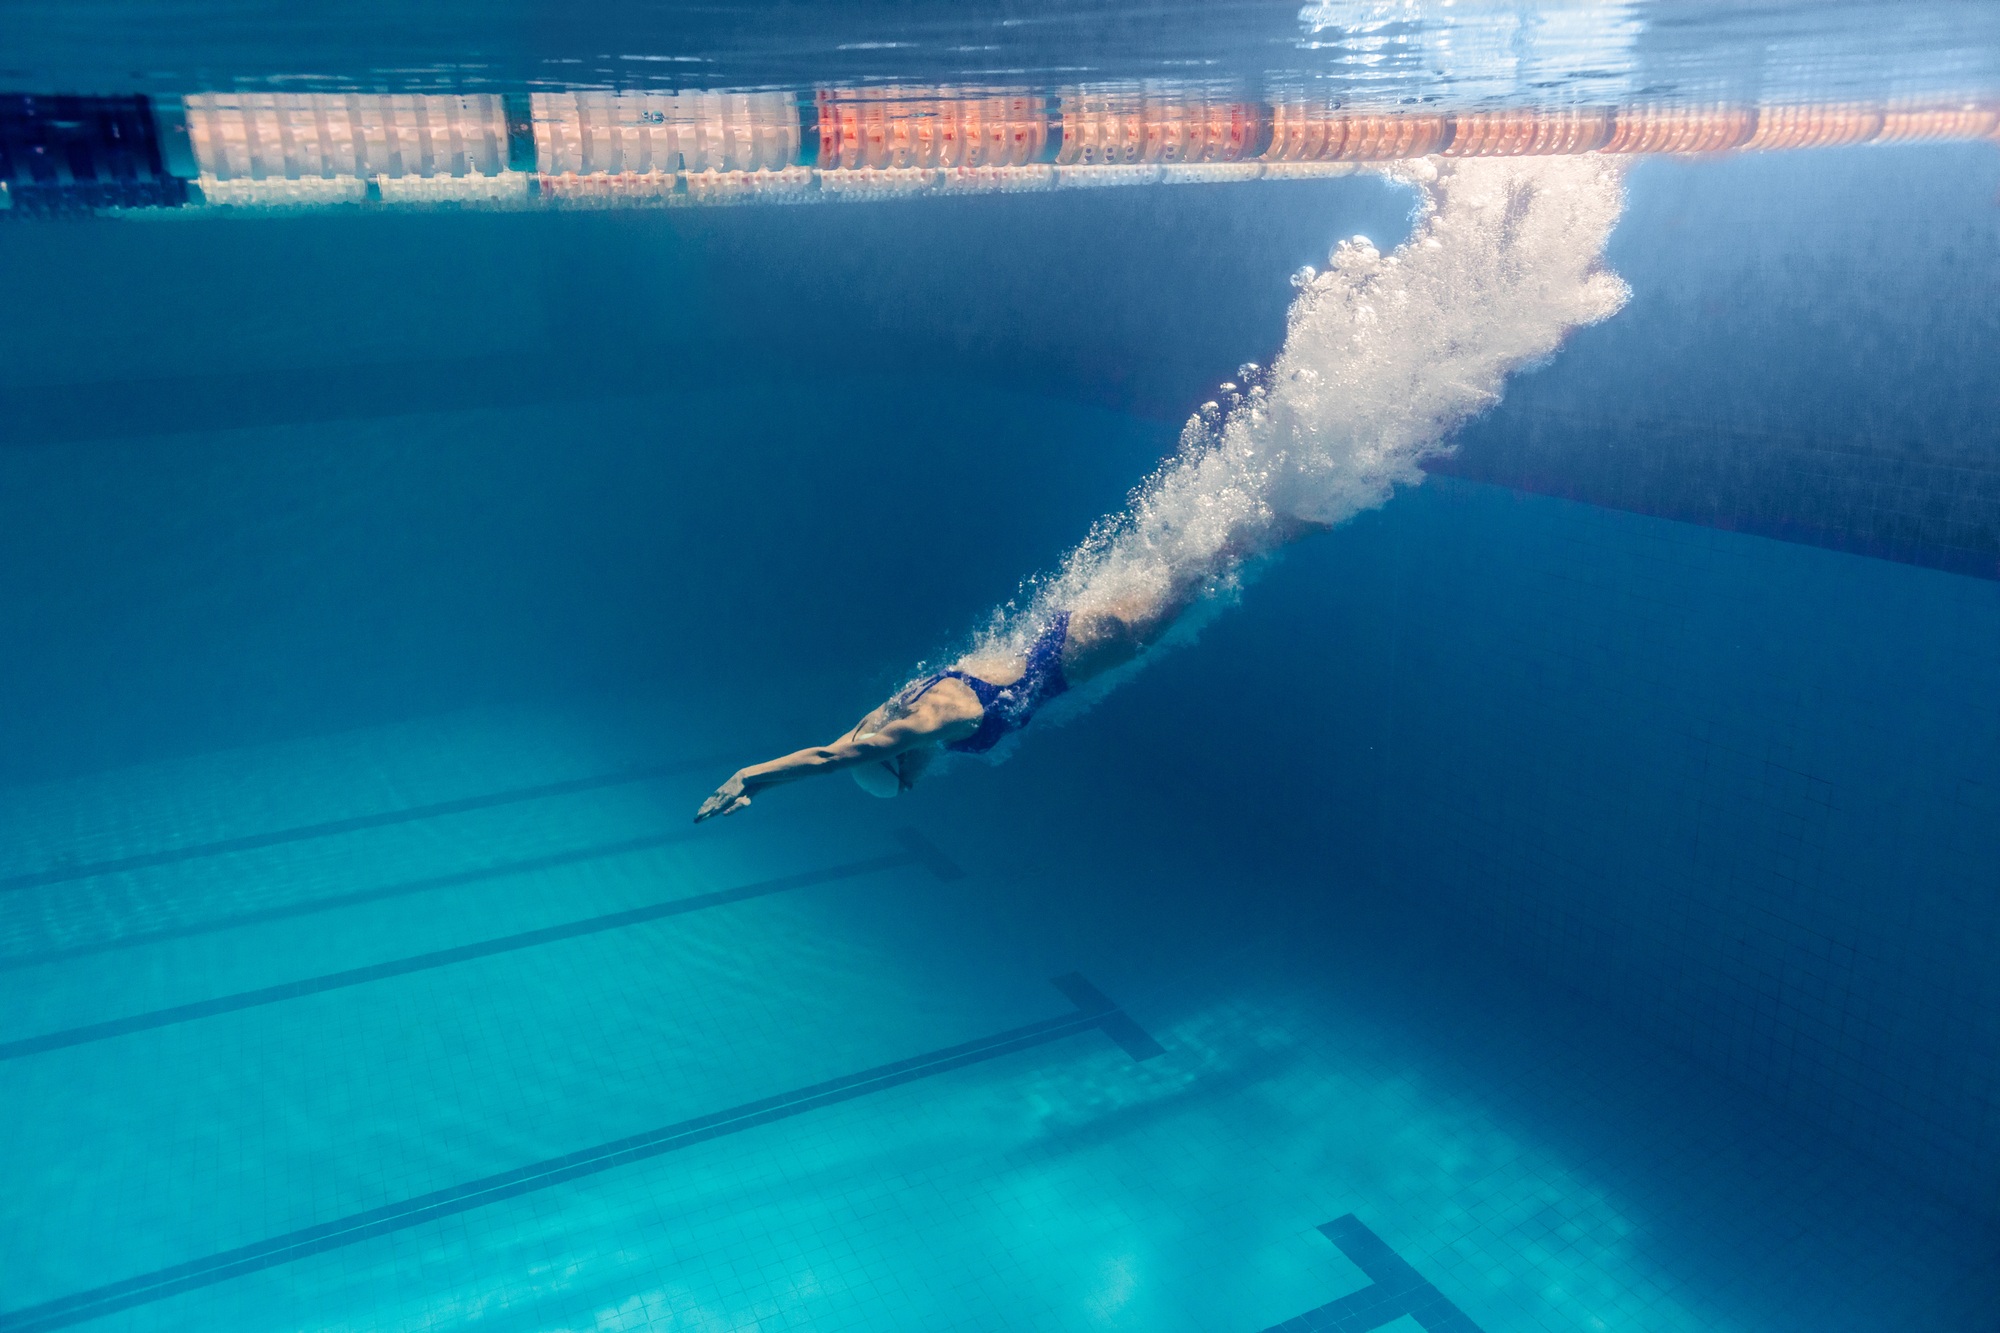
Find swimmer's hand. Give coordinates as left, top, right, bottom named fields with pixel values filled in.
left=694, top=774, right=752, bottom=822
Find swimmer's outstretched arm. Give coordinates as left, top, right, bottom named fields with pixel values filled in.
left=693, top=691, right=976, bottom=822
left=694, top=727, right=909, bottom=822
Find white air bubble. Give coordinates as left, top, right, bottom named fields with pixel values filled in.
left=951, top=155, right=1632, bottom=718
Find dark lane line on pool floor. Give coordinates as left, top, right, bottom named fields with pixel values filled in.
left=1260, top=1215, right=1486, bottom=1333
left=0, top=840, right=954, bottom=1063
left=0, top=828, right=708, bottom=974
left=0, top=973, right=1158, bottom=1333
left=0, top=754, right=734, bottom=896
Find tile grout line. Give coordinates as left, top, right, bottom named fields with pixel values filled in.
left=0, top=975, right=1161, bottom=1333
left=0, top=851, right=920, bottom=1062
left=0, top=754, right=734, bottom=896
left=0, top=827, right=708, bottom=974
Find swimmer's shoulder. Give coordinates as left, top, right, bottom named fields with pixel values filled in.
left=909, top=672, right=987, bottom=719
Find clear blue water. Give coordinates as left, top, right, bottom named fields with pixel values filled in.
left=4, top=4, right=2000, bottom=1331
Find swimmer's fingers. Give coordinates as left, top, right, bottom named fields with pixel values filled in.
left=694, top=784, right=750, bottom=823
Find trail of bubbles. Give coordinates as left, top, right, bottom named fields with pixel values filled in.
left=967, top=154, right=1631, bottom=677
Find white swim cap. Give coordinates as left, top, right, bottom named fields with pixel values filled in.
left=851, top=760, right=900, bottom=799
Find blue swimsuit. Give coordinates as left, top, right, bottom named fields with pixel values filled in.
left=902, top=612, right=1071, bottom=754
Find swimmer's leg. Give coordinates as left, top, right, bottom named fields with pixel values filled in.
left=1064, top=592, right=1184, bottom=682
left=1063, top=514, right=1334, bottom=684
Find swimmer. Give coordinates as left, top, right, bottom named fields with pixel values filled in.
left=693, top=590, right=1185, bottom=822
left=693, top=516, right=1331, bottom=823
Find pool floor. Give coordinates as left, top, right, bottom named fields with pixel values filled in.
left=2, top=702, right=1994, bottom=1332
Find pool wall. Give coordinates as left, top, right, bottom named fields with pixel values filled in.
left=1366, top=479, right=2000, bottom=1220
